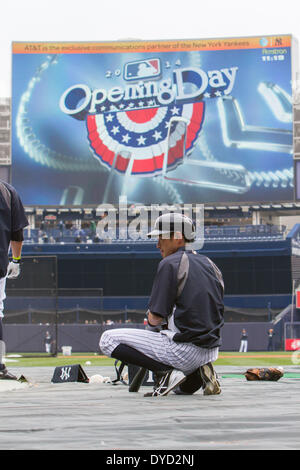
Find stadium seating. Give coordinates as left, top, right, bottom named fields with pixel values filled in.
left=23, top=223, right=286, bottom=245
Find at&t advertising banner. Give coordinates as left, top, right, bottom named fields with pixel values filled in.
left=11, top=35, right=297, bottom=206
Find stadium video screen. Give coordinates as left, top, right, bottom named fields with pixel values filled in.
left=295, top=160, right=300, bottom=200
left=11, top=35, right=297, bottom=206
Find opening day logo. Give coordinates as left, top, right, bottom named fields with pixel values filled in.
left=59, top=61, right=238, bottom=176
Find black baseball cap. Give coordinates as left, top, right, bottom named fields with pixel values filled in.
left=147, top=212, right=196, bottom=240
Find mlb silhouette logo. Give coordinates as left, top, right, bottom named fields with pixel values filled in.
left=124, top=58, right=161, bottom=81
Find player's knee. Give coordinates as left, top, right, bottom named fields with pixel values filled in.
left=99, top=330, right=112, bottom=356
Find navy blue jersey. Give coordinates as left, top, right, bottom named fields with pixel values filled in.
left=0, top=182, right=28, bottom=278
left=148, top=247, right=224, bottom=348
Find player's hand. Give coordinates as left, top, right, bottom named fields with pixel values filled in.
left=7, top=261, right=21, bottom=279
left=145, top=323, right=162, bottom=332
left=145, top=309, right=164, bottom=332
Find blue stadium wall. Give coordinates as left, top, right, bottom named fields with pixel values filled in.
left=16, top=238, right=292, bottom=310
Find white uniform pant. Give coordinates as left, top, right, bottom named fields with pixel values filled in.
left=0, top=277, right=6, bottom=318
left=239, top=340, right=248, bottom=353
left=0, top=277, right=6, bottom=365
left=100, top=328, right=218, bottom=375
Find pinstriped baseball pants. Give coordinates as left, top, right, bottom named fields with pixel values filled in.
left=100, top=328, right=218, bottom=375
left=0, top=277, right=6, bottom=318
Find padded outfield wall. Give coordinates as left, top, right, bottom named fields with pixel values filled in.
left=2, top=322, right=284, bottom=353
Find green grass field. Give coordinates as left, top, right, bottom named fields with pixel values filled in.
left=4, top=351, right=298, bottom=368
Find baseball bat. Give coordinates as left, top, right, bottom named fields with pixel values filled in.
left=128, top=367, right=148, bottom=392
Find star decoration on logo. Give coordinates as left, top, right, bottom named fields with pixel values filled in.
left=171, top=106, right=180, bottom=115
left=152, top=130, right=162, bottom=141
left=111, top=126, right=120, bottom=135
left=122, top=133, right=131, bottom=143
left=137, top=135, right=146, bottom=146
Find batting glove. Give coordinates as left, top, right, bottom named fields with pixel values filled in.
left=160, top=330, right=175, bottom=340
left=145, top=323, right=162, bottom=332
left=7, top=260, right=21, bottom=279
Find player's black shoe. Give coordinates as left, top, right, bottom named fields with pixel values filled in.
left=173, top=367, right=204, bottom=395
left=199, top=362, right=221, bottom=395
left=0, top=367, right=18, bottom=381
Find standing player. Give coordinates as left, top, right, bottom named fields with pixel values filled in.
left=100, top=213, right=224, bottom=397
left=239, top=329, right=248, bottom=353
left=0, top=181, right=28, bottom=380
left=267, top=328, right=275, bottom=351
left=44, top=331, right=53, bottom=354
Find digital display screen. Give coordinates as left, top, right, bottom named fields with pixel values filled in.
left=295, top=160, right=300, bottom=200
left=11, top=35, right=295, bottom=206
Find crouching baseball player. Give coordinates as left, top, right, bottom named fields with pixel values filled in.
left=100, top=213, right=224, bottom=397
